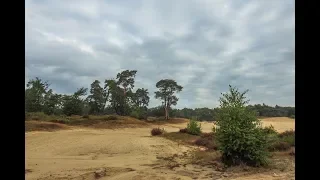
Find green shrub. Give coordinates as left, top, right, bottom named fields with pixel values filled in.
left=130, top=107, right=147, bottom=120
left=262, top=125, right=278, bottom=135
left=279, top=130, right=295, bottom=146
left=215, top=85, right=269, bottom=167
left=186, top=118, right=202, bottom=135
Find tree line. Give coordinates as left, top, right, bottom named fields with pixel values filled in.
left=25, top=70, right=183, bottom=120
left=25, top=69, right=294, bottom=120
left=148, top=104, right=295, bottom=121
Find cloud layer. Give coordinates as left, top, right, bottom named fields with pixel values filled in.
left=25, top=0, right=295, bottom=108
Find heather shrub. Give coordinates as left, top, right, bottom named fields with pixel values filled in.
left=151, top=128, right=164, bottom=136
left=179, top=128, right=188, bottom=133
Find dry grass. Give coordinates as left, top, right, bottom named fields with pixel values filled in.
left=260, top=117, right=295, bottom=133
left=147, top=117, right=189, bottom=124
left=25, top=115, right=295, bottom=179
left=25, top=121, right=70, bottom=132
left=161, top=132, right=199, bottom=145
left=25, top=114, right=150, bottom=132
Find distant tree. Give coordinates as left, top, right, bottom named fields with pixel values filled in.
left=155, top=79, right=183, bottom=120
left=104, top=105, right=116, bottom=115
left=133, top=88, right=150, bottom=108
left=116, top=70, right=137, bottom=97
left=104, top=70, right=138, bottom=116
left=128, top=88, right=149, bottom=120
left=194, top=108, right=214, bottom=121
left=87, top=80, right=106, bottom=115
left=25, top=77, right=50, bottom=112
left=148, top=106, right=165, bottom=117
left=104, top=79, right=125, bottom=115
left=43, top=89, right=62, bottom=115
left=62, top=87, right=87, bottom=116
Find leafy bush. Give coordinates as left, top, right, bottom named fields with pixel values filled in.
left=215, top=85, right=269, bottom=166
left=130, top=107, right=148, bottom=120
left=179, top=128, right=188, bottom=133
left=279, top=130, right=295, bottom=146
left=186, top=118, right=202, bottom=135
left=262, top=125, right=277, bottom=135
left=151, top=128, right=164, bottom=136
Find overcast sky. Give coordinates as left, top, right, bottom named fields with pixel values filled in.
left=25, top=0, right=295, bottom=109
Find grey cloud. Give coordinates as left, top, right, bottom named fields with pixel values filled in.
left=25, top=0, right=295, bottom=108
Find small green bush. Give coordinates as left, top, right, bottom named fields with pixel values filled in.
left=262, top=125, right=278, bottom=135
left=186, top=118, right=202, bottom=135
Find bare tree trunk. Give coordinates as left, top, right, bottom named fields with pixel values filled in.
left=165, top=107, right=169, bottom=120
left=164, top=98, right=168, bottom=120
left=166, top=104, right=170, bottom=120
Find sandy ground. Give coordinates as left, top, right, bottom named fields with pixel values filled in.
left=25, top=117, right=295, bottom=180
left=160, top=117, right=295, bottom=133
left=260, top=117, right=295, bottom=132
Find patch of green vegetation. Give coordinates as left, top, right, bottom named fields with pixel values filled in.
left=215, top=85, right=269, bottom=167
left=186, top=118, right=202, bottom=135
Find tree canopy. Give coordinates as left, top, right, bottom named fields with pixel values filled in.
left=25, top=72, right=294, bottom=120
left=155, top=79, right=183, bottom=120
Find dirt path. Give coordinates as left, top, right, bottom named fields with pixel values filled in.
left=26, top=118, right=295, bottom=180
left=26, top=127, right=199, bottom=180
